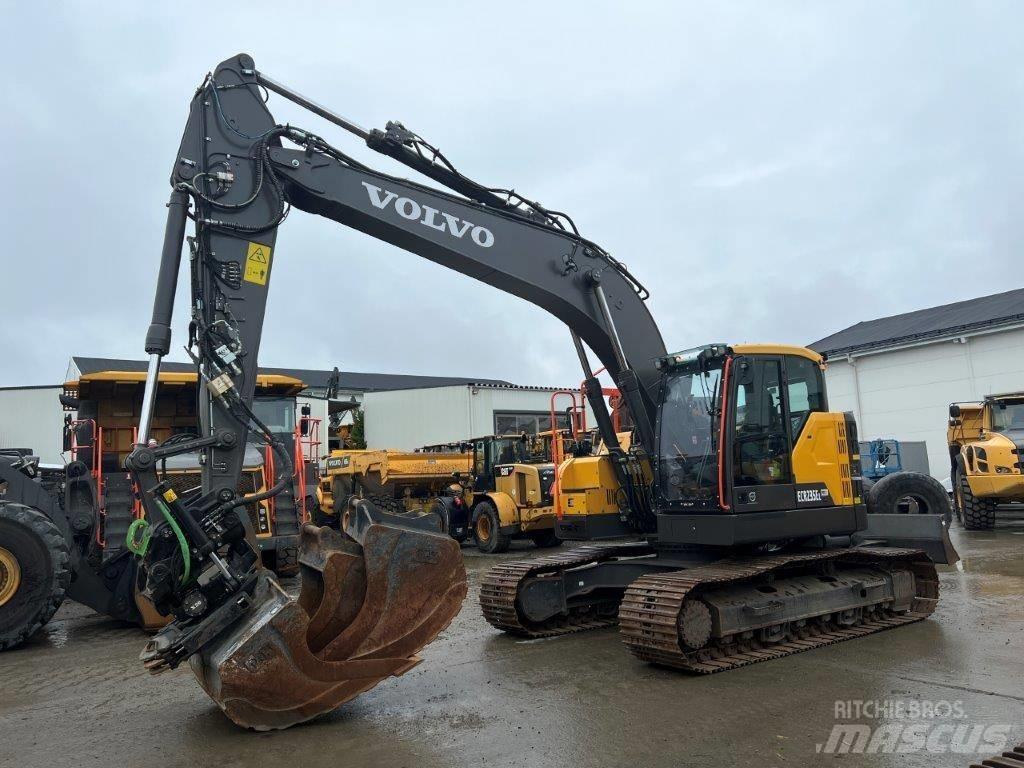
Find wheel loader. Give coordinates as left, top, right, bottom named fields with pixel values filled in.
left=948, top=393, right=1024, bottom=529
left=95, top=54, right=954, bottom=730
left=0, top=369, right=316, bottom=650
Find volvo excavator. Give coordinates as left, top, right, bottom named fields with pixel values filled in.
left=121, top=54, right=957, bottom=730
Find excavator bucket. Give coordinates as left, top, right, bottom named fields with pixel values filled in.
left=188, top=502, right=467, bottom=730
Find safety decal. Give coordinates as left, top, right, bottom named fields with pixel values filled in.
left=244, top=242, right=272, bottom=286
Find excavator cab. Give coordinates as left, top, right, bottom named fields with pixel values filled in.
left=654, top=344, right=863, bottom=532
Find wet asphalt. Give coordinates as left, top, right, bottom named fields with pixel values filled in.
left=1, top=517, right=1022, bottom=768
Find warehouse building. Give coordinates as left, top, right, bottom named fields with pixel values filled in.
left=810, top=287, right=1024, bottom=482
left=364, top=383, right=596, bottom=450
left=0, top=356, right=592, bottom=462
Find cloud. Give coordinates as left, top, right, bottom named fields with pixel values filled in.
left=693, top=159, right=794, bottom=189
left=1, top=1, right=1021, bottom=390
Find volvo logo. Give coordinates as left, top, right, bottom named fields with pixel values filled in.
left=362, top=182, right=495, bottom=248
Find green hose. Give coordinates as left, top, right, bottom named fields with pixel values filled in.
left=154, top=498, right=191, bottom=585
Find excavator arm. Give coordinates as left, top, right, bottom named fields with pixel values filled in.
left=125, top=53, right=664, bottom=729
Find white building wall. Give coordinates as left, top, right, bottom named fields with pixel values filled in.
left=0, top=386, right=67, bottom=464
left=822, top=326, right=1024, bottom=482
left=363, top=385, right=597, bottom=450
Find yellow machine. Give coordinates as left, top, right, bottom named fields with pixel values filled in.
left=62, top=370, right=312, bottom=575
left=0, top=369, right=311, bottom=651
left=556, top=345, right=868, bottom=538
left=319, top=433, right=565, bottom=551
left=458, top=433, right=561, bottom=553
left=948, top=393, right=1024, bottom=529
left=317, top=447, right=472, bottom=524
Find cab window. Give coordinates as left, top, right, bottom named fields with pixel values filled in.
left=733, top=358, right=790, bottom=485
left=784, top=356, right=826, bottom=438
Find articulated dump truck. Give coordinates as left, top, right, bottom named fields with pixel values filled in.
left=948, top=393, right=1024, bottom=529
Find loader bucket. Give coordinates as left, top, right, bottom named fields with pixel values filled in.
left=189, top=502, right=467, bottom=730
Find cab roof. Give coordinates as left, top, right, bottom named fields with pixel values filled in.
left=983, top=391, right=1024, bottom=403
left=730, top=344, right=824, bottom=364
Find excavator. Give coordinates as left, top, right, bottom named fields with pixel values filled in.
left=123, top=54, right=957, bottom=730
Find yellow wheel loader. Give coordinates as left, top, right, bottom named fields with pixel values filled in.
left=948, top=393, right=1024, bottom=529
left=456, top=433, right=561, bottom=553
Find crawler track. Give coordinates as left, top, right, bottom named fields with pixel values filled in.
left=479, top=542, right=655, bottom=637
left=619, top=547, right=938, bottom=673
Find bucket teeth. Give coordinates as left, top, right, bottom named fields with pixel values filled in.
left=190, top=520, right=467, bottom=730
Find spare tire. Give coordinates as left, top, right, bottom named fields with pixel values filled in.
left=0, top=502, right=71, bottom=651
left=867, top=471, right=952, bottom=525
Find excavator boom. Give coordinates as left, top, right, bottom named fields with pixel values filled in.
left=126, top=52, right=667, bottom=729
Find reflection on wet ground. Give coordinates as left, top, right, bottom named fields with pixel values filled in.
left=2, top=521, right=1022, bottom=768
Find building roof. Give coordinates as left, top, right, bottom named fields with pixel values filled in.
left=809, top=287, right=1024, bottom=357
left=69, top=357, right=512, bottom=394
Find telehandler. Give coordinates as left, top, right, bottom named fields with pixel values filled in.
left=49, top=54, right=957, bottom=730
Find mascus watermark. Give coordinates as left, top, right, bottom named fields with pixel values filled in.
left=816, top=699, right=1012, bottom=755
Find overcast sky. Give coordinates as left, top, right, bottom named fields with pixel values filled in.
left=2, top=2, right=1020, bottom=387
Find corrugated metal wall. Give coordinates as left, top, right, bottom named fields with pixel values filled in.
left=824, top=327, right=1024, bottom=481
left=0, top=386, right=67, bottom=464
left=363, top=385, right=597, bottom=450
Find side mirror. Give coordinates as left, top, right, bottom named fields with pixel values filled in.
left=948, top=404, right=961, bottom=418
left=300, top=419, right=310, bottom=437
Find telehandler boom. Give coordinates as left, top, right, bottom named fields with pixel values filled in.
left=125, top=54, right=956, bottom=729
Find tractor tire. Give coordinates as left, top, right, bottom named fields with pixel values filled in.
left=0, top=502, right=71, bottom=651
left=529, top=529, right=561, bottom=548
left=473, top=501, right=510, bottom=554
left=867, top=471, right=953, bottom=525
left=954, top=471, right=996, bottom=531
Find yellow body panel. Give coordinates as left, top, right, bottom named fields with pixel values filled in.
left=947, top=403, right=984, bottom=444
left=488, top=464, right=556, bottom=531
left=322, top=449, right=472, bottom=486
left=790, top=412, right=859, bottom=506
left=958, top=432, right=1023, bottom=500
left=557, top=454, right=623, bottom=518
left=967, top=474, right=1024, bottom=498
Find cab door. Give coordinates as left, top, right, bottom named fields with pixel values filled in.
left=729, top=355, right=796, bottom=512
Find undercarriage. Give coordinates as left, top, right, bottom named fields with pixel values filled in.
left=481, top=542, right=937, bottom=671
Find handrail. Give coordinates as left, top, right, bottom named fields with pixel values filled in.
left=70, top=419, right=106, bottom=545
left=549, top=390, right=581, bottom=520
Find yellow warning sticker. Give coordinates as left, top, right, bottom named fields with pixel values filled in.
left=162, top=488, right=178, bottom=503
left=244, top=242, right=272, bottom=286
